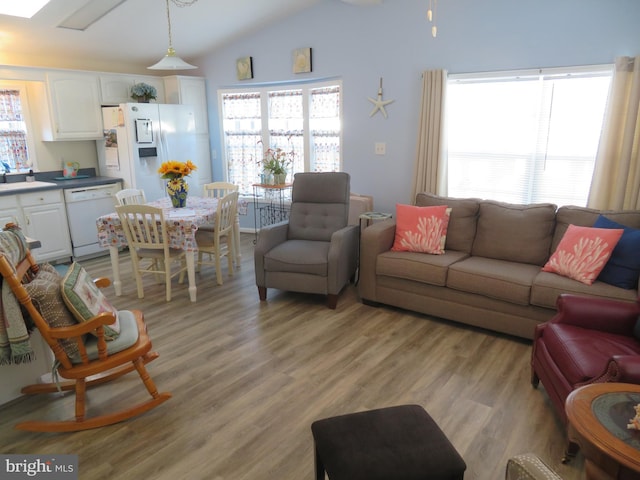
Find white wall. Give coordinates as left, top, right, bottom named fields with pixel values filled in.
left=197, top=0, right=640, bottom=213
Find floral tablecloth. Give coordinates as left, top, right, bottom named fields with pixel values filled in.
left=96, top=196, right=218, bottom=252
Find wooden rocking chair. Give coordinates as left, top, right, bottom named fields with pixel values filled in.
left=0, top=225, right=171, bottom=432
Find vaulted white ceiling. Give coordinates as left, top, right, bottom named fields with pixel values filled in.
left=0, top=0, right=338, bottom=73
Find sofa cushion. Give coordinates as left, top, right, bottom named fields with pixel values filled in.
left=415, top=193, right=480, bottom=253
left=593, top=215, right=640, bottom=290
left=553, top=206, right=640, bottom=253
left=543, top=323, right=640, bottom=384
left=377, top=250, right=469, bottom=286
left=542, top=225, right=623, bottom=285
left=67, top=309, right=139, bottom=365
left=471, top=200, right=557, bottom=265
left=531, top=271, right=638, bottom=309
left=447, top=257, right=541, bottom=305
left=264, top=239, right=329, bottom=276
left=392, top=204, right=451, bottom=254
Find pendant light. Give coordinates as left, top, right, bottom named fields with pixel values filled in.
left=148, top=0, right=198, bottom=70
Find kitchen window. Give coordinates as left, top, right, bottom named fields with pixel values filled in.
left=446, top=66, right=612, bottom=207
left=218, top=80, right=342, bottom=195
left=0, top=82, right=36, bottom=173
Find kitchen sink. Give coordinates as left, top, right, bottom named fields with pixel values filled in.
left=0, top=181, right=57, bottom=191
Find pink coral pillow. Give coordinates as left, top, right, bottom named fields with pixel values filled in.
left=392, top=204, right=451, bottom=254
left=542, top=224, right=624, bottom=285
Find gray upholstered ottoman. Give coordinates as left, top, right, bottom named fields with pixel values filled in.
left=311, top=404, right=466, bottom=480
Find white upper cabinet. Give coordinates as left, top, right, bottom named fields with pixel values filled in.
left=100, top=74, right=165, bottom=105
left=43, top=72, right=103, bottom=140
left=164, top=76, right=209, bottom=134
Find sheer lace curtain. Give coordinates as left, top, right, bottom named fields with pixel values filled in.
left=411, top=70, right=448, bottom=201
left=222, top=83, right=341, bottom=195
left=588, top=56, right=640, bottom=210
left=222, top=92, right=262, bottom=194
left=309, top=85, right=341, bottom=172
left=0, top=89, right=29, bottom=172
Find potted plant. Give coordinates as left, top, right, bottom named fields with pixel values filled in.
left=258, top=142, right=295, bottom=185
left=131, top=83, right=158, bottom=103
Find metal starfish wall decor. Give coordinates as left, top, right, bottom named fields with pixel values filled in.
left=368, top=77, right=394, bottom=118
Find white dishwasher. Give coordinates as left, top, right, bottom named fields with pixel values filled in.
left=64, top=183, right=121, bottom=259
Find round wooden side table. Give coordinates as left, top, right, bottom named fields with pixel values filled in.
left=565, top=383, right=640, bottom=480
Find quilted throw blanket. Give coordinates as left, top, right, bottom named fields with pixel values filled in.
left=0, top=226, right=34, bottom=365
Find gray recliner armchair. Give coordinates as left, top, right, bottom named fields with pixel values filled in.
left=254, top=172, right=359, bottom=309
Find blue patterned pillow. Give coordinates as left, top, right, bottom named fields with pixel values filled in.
left=593, top=215, right=640, bottom=289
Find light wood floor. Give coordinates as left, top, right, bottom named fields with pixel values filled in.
left=0, top=233, right=585, bottom=480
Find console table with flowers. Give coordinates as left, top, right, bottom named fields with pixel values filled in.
left=251, top=183, right=293, bottom=243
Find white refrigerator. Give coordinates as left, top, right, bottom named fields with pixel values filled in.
left=97, top=103, right=212, bottom=201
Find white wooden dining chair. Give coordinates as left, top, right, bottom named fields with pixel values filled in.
left=201, top=182, right=241, bottom=268
left=115, top=188, right=147, bottom=206
left=202, top=182, right=239, bottom=199
left=116, top=204, right=187, bottom=301
left=196, top=191, right=238, bottom=285
left=200, top=182, right=238, bottom=230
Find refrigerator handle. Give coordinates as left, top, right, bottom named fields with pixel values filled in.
left=159, top=130, right=168, bottom=160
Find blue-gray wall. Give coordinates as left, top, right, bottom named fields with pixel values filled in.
left=197, top=0, right=640, bottom=214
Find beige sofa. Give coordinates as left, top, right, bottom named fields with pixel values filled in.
left=358, top=193, right=640, bottom=339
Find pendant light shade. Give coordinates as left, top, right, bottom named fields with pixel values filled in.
left=148, top=47, right=197, bottom=70
left=148, top=0, right=198, bottom=70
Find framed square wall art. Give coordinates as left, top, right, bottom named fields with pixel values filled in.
left=236, top=56, right=253, bottom=80
left=292, top=48, right=312, bottom=74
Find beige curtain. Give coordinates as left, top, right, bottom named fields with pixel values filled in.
left=587, top=56, right=640, bottom=210
left=410, top=70, right=448, bottom=202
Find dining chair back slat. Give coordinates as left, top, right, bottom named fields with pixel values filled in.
left=115, top=188, right=147, bottom=206
left=196, top=191, right=238, bottom=285
left=203, top=182, right=238, bottom=199
left=116, top=204, right=187, bottom=301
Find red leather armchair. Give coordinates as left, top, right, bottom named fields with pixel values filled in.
left=531, top=294, right=640, bottom=424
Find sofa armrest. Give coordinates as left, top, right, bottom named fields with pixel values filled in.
left=358, top=219, right=396, bottom=302
left=611, top=355, right=640, bottom=383
left=506, top=454, right=562, bottom=480
left=551, top=294, right=639, bottom=336
left=328, top=225, right=360, bottom=294
left=254, top=221, right=289, bottom=286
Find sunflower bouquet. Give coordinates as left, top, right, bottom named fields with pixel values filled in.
left=158, top=160, right=197, bottom=180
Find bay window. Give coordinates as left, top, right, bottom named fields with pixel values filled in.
left=219, top=80, right=342, bottom=195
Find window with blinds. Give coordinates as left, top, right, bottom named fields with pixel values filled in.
left=446, top=66, right=612, bottom=206
left=0, top=87, right=32, bottom=173
left=220, top=80, right=342, bottom=195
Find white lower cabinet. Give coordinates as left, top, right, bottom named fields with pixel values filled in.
left=0, top=195, right=23, bottom=229
left=1, top=190, right=72, bottom=263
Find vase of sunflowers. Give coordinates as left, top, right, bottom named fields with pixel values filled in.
left=158, top=160, right=197, bottom=208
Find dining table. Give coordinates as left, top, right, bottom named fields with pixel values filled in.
left=96, top=196, right=218, bottom=302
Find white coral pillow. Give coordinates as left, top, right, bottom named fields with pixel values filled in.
left=391, top=204, right=451, bottom=254
left=542, top=224, right=624, bottom=285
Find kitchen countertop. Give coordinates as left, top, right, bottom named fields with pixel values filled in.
left=0, top=169, right=122, bottom=196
